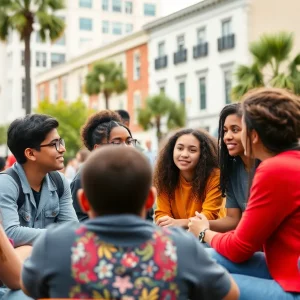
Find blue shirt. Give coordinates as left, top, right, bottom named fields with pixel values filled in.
left=0, top=163, right=78, bottom=247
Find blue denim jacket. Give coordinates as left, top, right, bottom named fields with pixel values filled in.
left=0, top=163, right=78, bottom=247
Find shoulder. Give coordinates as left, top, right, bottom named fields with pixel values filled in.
left=70, top=170, right=82, bottom=190
left=45, top=221, right=80, bottom=241
left=0, top=172, right=19, bottom=196
left=256, top=151, right=299, bottom=179
left=206, top=168, right=220, bottom=186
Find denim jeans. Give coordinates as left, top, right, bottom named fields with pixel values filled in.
left=206, top=249, right=300, bottom=300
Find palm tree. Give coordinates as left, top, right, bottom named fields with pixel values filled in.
left=85, top=61, right=127, bottom=109
left=232, top=32, right=300, bottom=100
left=138, top=93, right=186, bottom=142
left=0, top=0, right=65, bottom=115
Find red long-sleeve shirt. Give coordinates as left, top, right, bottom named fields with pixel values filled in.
left=212, top=150, right=300, bottom=292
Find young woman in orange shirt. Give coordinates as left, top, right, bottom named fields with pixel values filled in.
left=154, top=128, right=225, bottom=228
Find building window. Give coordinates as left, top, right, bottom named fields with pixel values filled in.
left=21, top=51, right=24, bottom=66
left=21, top=79, right=25, bottom=109
left=125, top=1, right=133, bottom=14
left=51, top=53, right=65, bottom=67
left=134, top=92, right=142, bottom=124
left=79, top=18, right=93, bottom=31
left=125, top=23, right=133, bottom=33
left=144, top=3, right=156, bottom=16
left=199, top=77, right=206, bottom=110
left=54, top=34, right=66, bottom=45
left=36, top=52, right=47, bottom=67
left=197, top=27, right=206, bottom=44
left=112, top=0, right=121, bottom=12
left=160, top=86, right=165, bottom=94
left=102, top=0, right=109, bottom=10
left=102, top=21, right=109, bottom=33
left=179, top=82, right=185, bottom=104
left=177, top=35, right=185, bottom=51
left=222, top=19, right=232, bottom=37
left=112, top=22, right=122, bottom=35
left=62, top=76, right=68, bottom=99
left=79, top=0, right=92, bottom=8
left=134, top=52, right=141, bottom=81
left=158, top=42, right=165, bottom=57
left=224, top=70, right=232, bottom=104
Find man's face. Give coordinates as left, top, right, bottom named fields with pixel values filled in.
left=33, top=128, right=66, bottom=172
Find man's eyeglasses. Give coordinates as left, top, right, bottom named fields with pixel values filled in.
left=102, top=138, right=138, bottom=147
left=40, top=138, right=65, bottom=152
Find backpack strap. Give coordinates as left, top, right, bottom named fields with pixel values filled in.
left=48, top=171, right=64, bottom=199
left=0, top=168, right=25, bottom=210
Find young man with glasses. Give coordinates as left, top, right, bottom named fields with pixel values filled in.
left=0, top=114, right=78, bottom=247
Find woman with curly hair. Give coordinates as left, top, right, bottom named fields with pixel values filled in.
left=188, top=88, right=300, bottom=299
left=71, top=110, right=138, bottom=221
left=154, top=129, right=225, bottom=228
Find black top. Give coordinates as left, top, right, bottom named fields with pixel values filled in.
left=31, top=189, right=41, bottom=208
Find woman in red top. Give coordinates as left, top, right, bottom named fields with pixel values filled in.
left=188, top=87, right=300, bottom=299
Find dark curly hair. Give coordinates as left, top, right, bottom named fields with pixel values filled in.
left=242, top=88, right=300, bottom=154
left=218, top=103, right=242, bottom=197
left=154, top=128, right=219, bottom=202
left=81, top=110, right=132, bottom=151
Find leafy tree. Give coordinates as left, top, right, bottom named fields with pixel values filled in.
left=36, top=99, right=92, bottom=160
left=0, top=0, right=65, bottom=114
left=138, top=93, right=186, bottom=142
left=232, top=32, right=300, bottom=100
left=85, top=61, right=127, bottom=109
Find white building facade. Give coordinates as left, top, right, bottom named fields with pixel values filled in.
left=0, top=0, right=160, bottom=125
left=146, top=0, right=250, bottom=135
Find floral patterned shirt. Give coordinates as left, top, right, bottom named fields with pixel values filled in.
left=22, top=215, right=231, bottom=299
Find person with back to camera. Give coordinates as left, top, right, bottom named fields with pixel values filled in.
left=20, top=146, right=239, bottom=300
left=188, top=88, right=300, bottom=300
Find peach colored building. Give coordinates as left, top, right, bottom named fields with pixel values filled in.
left=36, top=30, right=149, bottom=141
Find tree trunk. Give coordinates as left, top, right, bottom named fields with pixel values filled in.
left=24, top=33, right=31, bottom=115
left=104, top=92, right=109, bottom=109
left=155, top=115, right=162, bottom=143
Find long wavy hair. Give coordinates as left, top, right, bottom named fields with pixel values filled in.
left=154, top=128, right=219, bottom=201
left=218, top=103, right=242, bottom=197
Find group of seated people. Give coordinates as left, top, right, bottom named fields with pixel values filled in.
left=0, top=87, right=299, bottom=299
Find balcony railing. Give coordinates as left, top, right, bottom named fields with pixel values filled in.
left=174, top=49, right=187, bottom=65
left=155, top=55, right=168, bottom=70
left=193, top=42, right=208, bottom=59
left=218, top=34, right=235, bottom=51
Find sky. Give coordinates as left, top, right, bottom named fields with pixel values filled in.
left=161, top=0, right=202, bottom=16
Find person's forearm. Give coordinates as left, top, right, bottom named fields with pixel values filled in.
left=5, top=226, right=46, bottom=247
left=175, top=219, right=189, bottom=228
left=209, top=216, right=240, bottom=233
left=0, top=226, right=22, bottom=290
left=15, top=246, right=32, bottom=263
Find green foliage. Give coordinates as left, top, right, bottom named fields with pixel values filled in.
left=0, top=125, right=8, bottom=146
left=36, top=99, right=92, bottom=160
left=85, top=61, right=127, bottom=109
left=138, top=93, right=186, bottom=141
left=232, top=32, right=300, bottom=100
left=0, top=0, right=66, bottom=114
